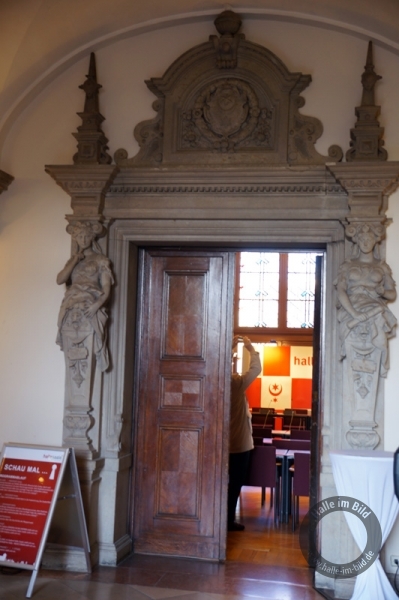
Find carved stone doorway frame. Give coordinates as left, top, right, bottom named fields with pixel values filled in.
left=45, top=12, right=399, bottom=596
left=45, top=160, right=398, bottom=594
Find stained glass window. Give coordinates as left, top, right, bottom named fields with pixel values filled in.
left=236, top=251, right=320, bottom=330
left=238, top=252, right=279, bottom=327
left=287, top=253, right=317, bottom=328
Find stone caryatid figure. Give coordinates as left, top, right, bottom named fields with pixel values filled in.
left=335, top=222, right=397, bottom=448
left=56, top=220, right=114, bottom=455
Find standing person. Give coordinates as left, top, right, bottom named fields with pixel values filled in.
left=228, top=335, right=262, bottom=531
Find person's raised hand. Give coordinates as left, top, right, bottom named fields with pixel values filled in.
left=232, top=335, right=241, bottom=349
left=242, top=336, right=253, bottom=350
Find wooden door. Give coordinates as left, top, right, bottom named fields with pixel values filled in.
left=132, top=249, right=234, bottom=560
left=309, top=253, right=323, bottom=564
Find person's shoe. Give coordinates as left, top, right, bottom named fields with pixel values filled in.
left=228, top=521, right=245, bottom=531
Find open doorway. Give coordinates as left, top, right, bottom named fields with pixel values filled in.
left=227, top=250, right=323, bottom=565
left=130, top=246, right=323, bottom=562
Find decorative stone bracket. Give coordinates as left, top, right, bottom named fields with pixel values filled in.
left=327, top=163, right=399, bottom=218
left=45, top=164, right=119, bottom=221
left=0, top=169, right=14, bottom=194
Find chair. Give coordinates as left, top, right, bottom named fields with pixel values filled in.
left=244, top=445, right=280, bottom=524
left=252, top=410, right=275, bottom=427
left=282, top=409, right=309, bottom=430
left=290, top=429, right=311, bottom=441
left=290, top=451, right=310, bottom=530
left=252, top=425, right=272, bottom=447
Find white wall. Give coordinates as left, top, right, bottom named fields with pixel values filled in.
left=1, top=15, right=399, bottom=567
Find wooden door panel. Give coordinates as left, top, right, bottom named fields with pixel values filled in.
left=133, top=250, right=233, bottom=560
left=157, top=428, right=200, bottom=515
left=164, top=272, right=206, bottom=357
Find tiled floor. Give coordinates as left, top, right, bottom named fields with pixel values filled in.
left=0, top=489, right=330, bottom=600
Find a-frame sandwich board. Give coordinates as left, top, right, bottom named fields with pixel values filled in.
left=0, top=443, right=91, bottom=597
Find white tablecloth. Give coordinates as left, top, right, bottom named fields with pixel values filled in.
left=330, top=450, right=399, bottom=600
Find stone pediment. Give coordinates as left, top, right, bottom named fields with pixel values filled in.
left=115, top=10, right=342, bottom=169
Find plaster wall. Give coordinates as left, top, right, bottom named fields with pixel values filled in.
left=1, top=15, right=399, bottom=578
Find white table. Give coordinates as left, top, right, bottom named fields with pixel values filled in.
left=330, top=450, right=399, bottom=600
left=272, top=429, right=290, bottom=437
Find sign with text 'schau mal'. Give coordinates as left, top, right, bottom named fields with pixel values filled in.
left=0, top=443, right=90, bottom=597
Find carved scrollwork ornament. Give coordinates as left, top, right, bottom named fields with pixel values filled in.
left=63, top=414, right=93, bottom=437
left=346, top=424, right=380, bottom=450
left=327, top=145, right=344, bottom=161
left=115, top=99, right=164, bottom=166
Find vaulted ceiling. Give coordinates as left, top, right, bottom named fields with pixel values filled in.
left=1, top=0, right=399, bottom=154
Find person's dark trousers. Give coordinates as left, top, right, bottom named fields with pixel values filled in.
left=227, top=450, right=251, bottom=526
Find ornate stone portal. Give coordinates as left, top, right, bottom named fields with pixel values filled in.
left=45, top=11, right=399, bottom=596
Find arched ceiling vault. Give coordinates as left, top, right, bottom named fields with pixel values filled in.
left=1, top=0, right=399, bottom=157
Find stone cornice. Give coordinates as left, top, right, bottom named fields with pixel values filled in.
left=0, top=169, right=14, bottom=194
left=45, top=164, right=119, bottom=217
left=327, top=162, right=399, bottom=195
left=327, top=162, right=399, bottom=218
left=109, top=182, right=344, bottom=195
left=45, top=164, right=119, bottom=195
left=108, top=166, right=345, bottom=196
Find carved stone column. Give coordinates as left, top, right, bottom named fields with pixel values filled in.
left=46, top=164, right=118, bottom=456
left=43, top=52, right=121, bottom=569
left=44, top=163, right=118, bottom=569
left=328, top=163, right=399, bottom=449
